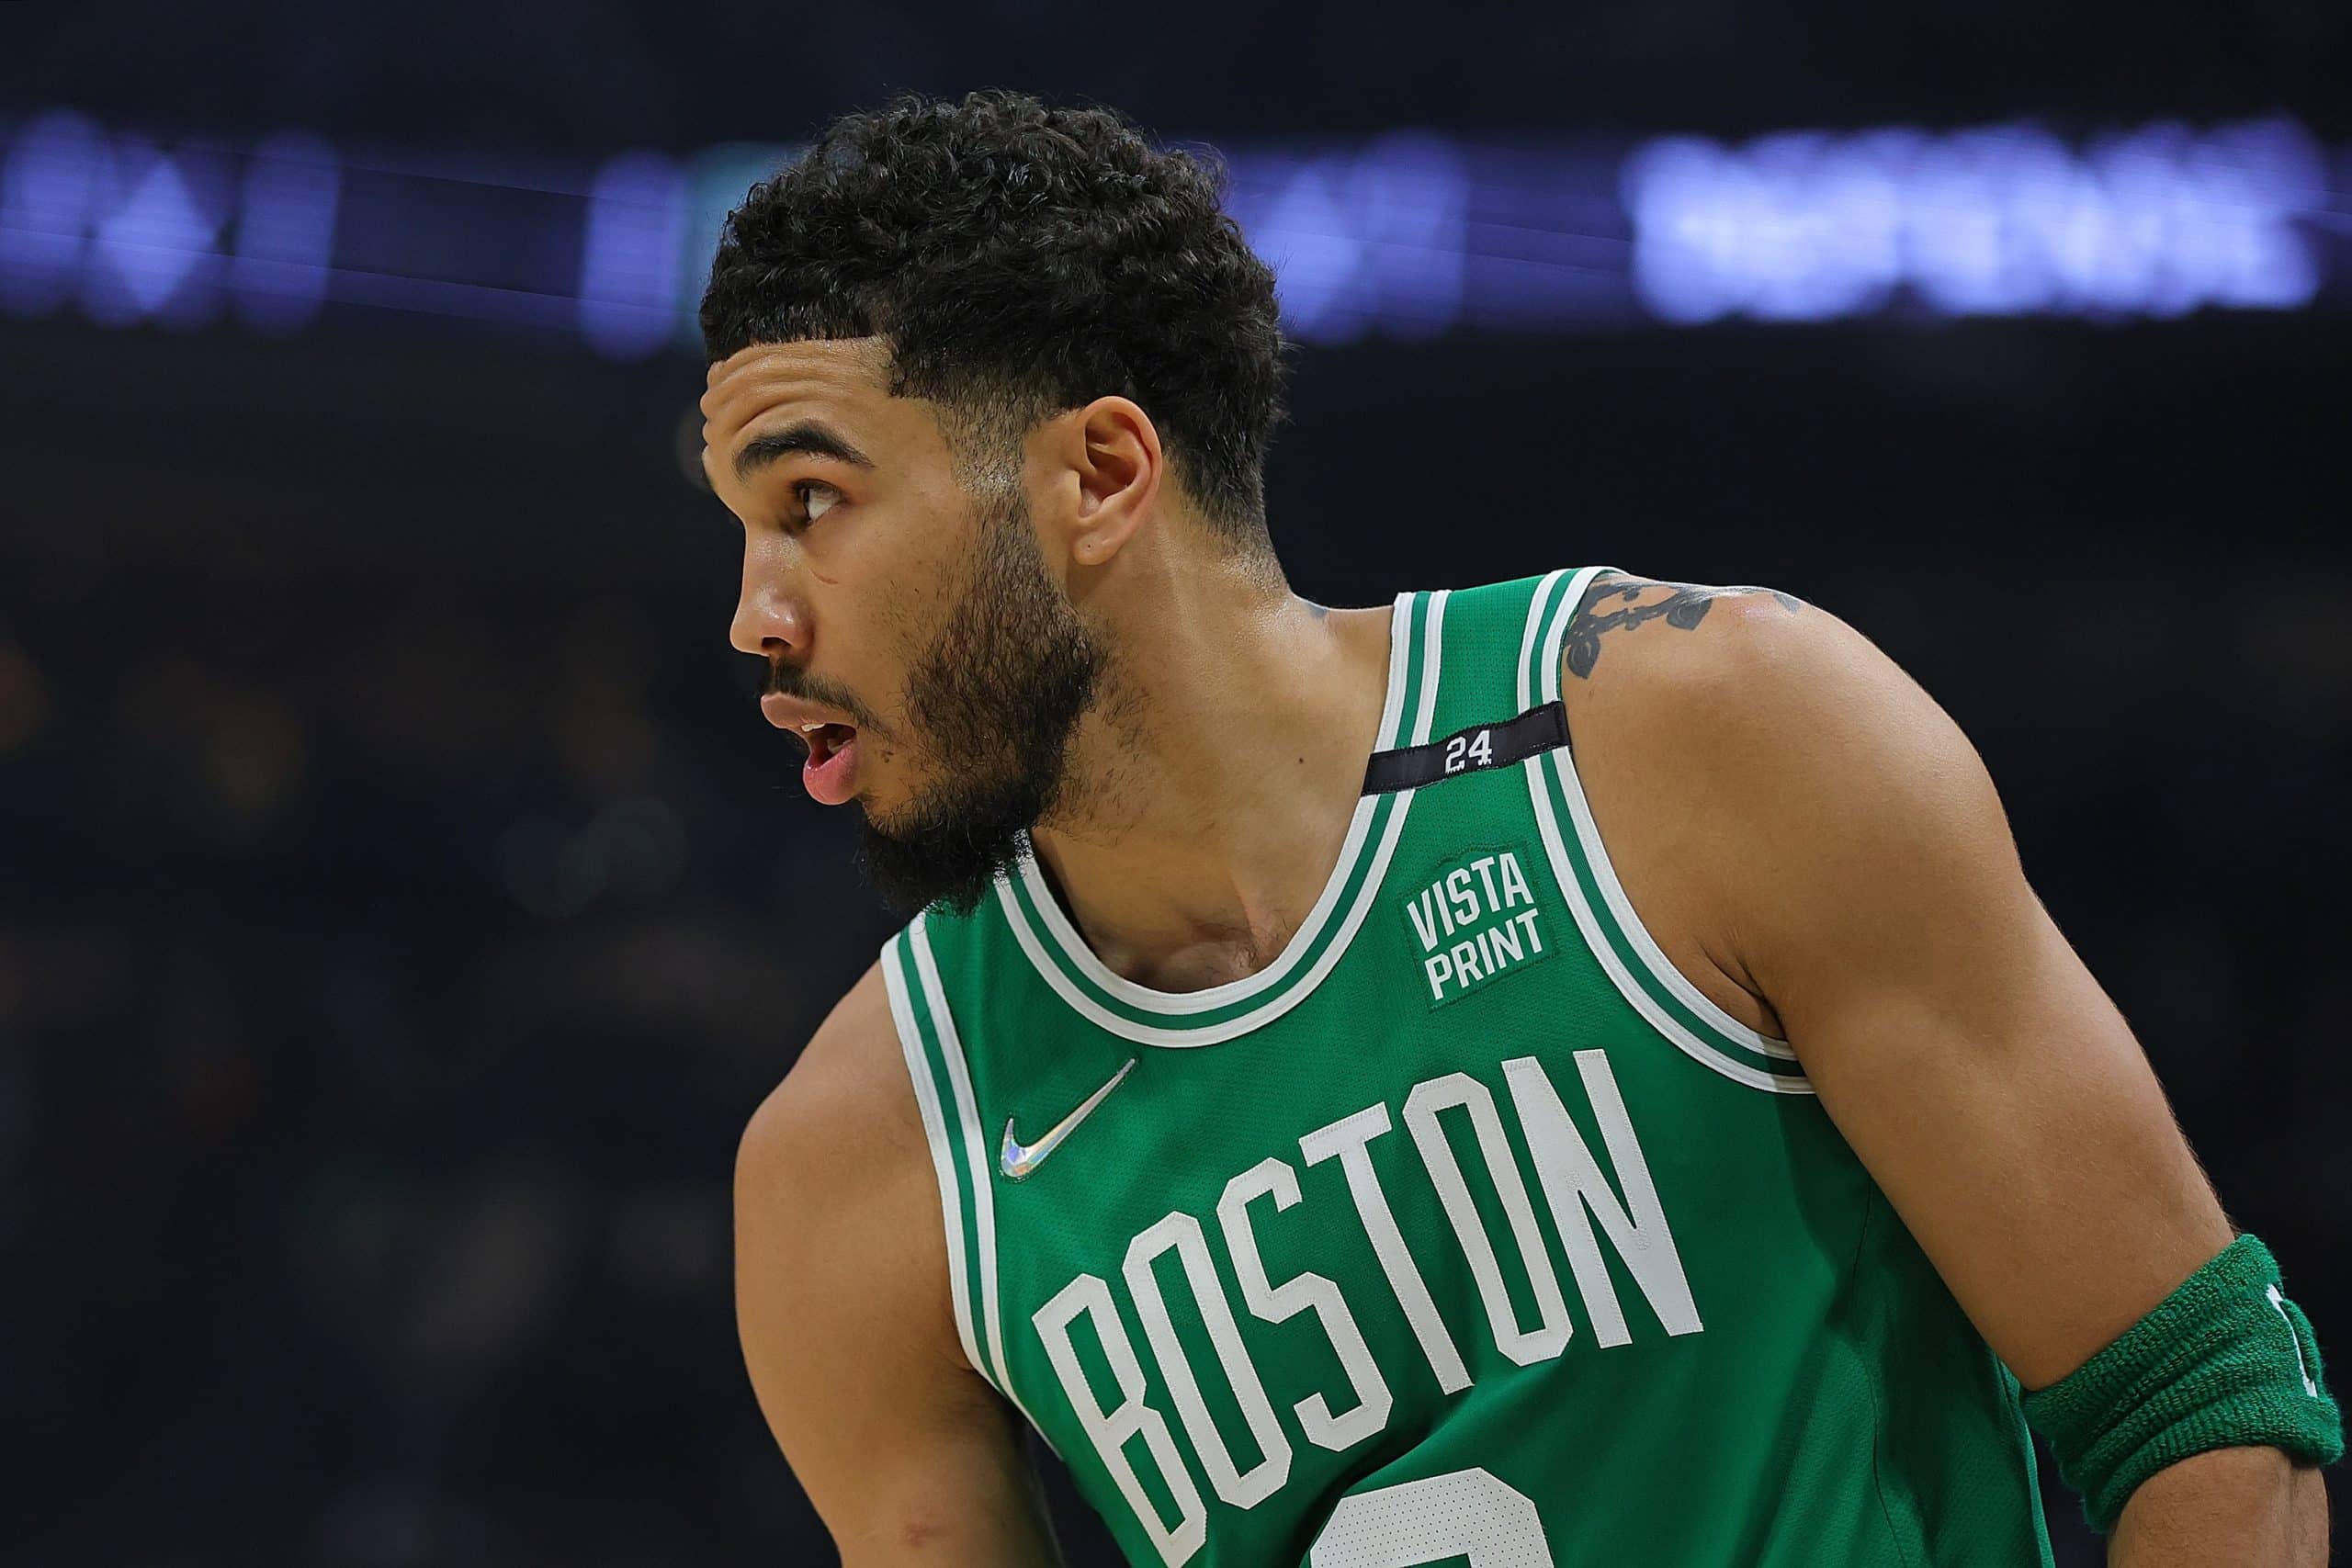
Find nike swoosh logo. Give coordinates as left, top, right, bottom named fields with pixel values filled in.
left=1000, top=1058, right=1137, bottom=1181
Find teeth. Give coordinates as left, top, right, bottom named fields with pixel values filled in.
left=802, top=722, right=824, bottom=732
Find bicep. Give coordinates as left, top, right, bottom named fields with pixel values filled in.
left=1696, top=607, right=2232, bottom=1387
left=735, top=974, right=1061, bottom=1565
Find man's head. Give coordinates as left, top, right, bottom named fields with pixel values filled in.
left=696, top=91, right=1288, bottom=915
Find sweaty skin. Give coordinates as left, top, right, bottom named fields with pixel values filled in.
left=717, top=347, right=2328, bottom=1564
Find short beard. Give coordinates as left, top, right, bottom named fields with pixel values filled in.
left=854, top=481, right=1106, bottom=916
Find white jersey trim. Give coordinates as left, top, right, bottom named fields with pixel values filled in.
left=1521, top=566, right=1815, bottom=1096
left=908, top=916, right=1056, bottom=1450
left=1536, top=572, right=1799, bottom=1063
left=880, top=936, right=988, bottom=1377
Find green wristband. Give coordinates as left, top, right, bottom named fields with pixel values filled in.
left=2020, top=1234, right=2343, bottom=1534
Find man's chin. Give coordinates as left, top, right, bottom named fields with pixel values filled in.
left=854, top=809, right=1034, bottom=919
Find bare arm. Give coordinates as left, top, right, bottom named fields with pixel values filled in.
left=735, top=963, right=1062, bottom=1566
left=1562, top=580, right=2329, bottom=1564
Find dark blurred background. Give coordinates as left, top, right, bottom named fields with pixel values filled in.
left=2, top=4, right=2346, bottom=1564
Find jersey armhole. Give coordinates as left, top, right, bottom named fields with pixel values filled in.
left=880, top=923, right=1058, bottom=1448
left=1516, top=566, right=1815, bottom=1096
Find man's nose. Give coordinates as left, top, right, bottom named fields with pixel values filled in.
left=730, top=545, right=811, bottom=662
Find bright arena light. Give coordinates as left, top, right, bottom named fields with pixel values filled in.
left=1622, top=119, right=2324, bottom=323
left=0, top=111, right=2340, bottom=352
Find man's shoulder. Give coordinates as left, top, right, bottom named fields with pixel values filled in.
left=1544, top=566, right=1958, bottom=802
left=1429, top=565, right=1826, bottom=711
left=1532, top=569, right=1958, bottom=1039
left=733, top=959, right=1017, bottom=1516
left=736, top=958, right=927, bottom=1236
left=1556, top=570, right=1816, bottom=699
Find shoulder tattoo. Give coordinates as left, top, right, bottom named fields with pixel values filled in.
left=1564, top=574, right=1802, bottom=680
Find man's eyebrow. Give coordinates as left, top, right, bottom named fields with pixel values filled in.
left=731, top=420, right=876, bottom=483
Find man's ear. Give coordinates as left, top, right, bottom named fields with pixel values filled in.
left=1054, top=397, right=1162, bottom=569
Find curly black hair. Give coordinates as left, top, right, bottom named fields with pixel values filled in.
left=700, top=90, right=1289, bottom=553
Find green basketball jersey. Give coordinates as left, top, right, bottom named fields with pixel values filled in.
left=881, top=568, right=2055, bottom=1566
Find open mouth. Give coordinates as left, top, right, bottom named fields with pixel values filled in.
left=797, top=719, right=860, bottom=805
left=757, top=690, right=865, bottom=805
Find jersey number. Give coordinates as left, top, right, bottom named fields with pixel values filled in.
left=1307, top=1468, right=1553, bottom=1565
left=1442, top=729, right=1496, bottom=775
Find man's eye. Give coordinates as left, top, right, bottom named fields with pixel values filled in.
left=796, top=481, right=841, bottom=524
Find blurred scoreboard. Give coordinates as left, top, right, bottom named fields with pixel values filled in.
left=1, top=109, right=2343, bottom=358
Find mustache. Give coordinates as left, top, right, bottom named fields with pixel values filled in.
left=763, top=662, right=885, bottom=735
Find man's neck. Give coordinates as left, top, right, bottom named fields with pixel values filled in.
left=1027, top=571, right=1396, bottom=995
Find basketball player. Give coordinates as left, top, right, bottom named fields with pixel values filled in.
left=706, top=93, right=2339, bottom=1564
